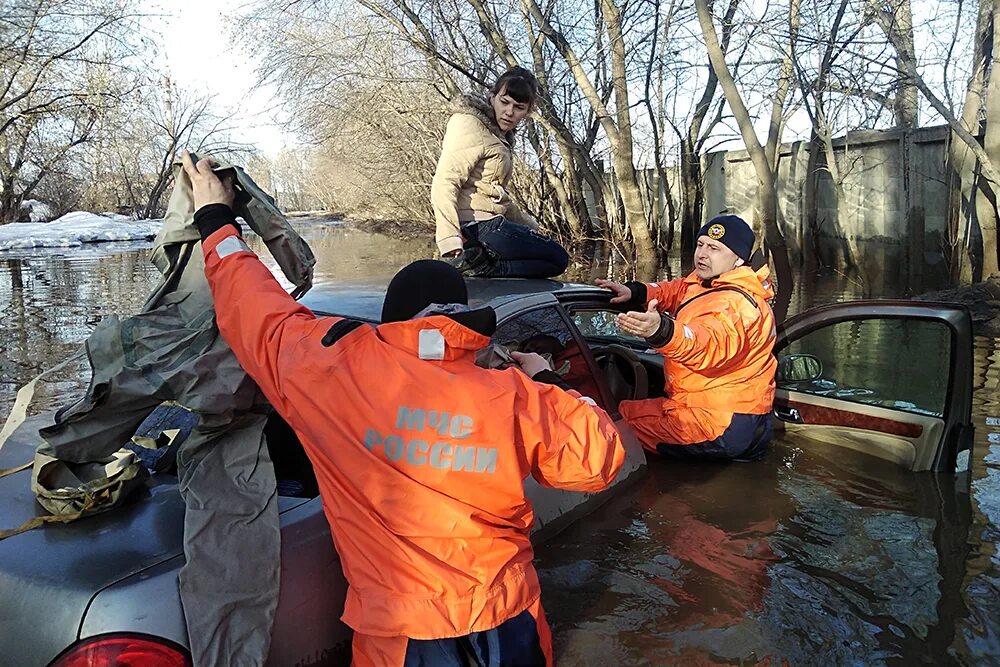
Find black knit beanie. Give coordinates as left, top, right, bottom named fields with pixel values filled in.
left=697, top=215, right=755, bottom=262
left=381, top=260, right=469, bottom=323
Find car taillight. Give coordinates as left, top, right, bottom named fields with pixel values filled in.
left=50, top=633, right=192, bottom=667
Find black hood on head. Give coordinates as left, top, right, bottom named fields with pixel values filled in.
left=381, top=260, right=468, bottom=323
left=381, top=260, right=497, bottom=337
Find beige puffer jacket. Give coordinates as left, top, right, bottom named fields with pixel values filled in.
left=431, top=94, right=537, bottom=255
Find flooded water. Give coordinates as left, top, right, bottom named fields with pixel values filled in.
left=1, top=220, right=998, bottom=664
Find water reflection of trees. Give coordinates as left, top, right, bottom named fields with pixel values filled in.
left=958, top=336, right=1000, bottom=659
left=0, top=249, right=160, bottom=420
left=536, top=438, right=980, bottom=663
left=0, top=225, right=437, bottom=421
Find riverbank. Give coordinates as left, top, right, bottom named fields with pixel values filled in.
left=917, top=276, right=1000, bottom=335
left=0, top=212, right=160, bottom=250
left=346, top=216, right=430, bottom=241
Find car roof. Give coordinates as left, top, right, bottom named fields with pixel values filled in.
left=299, top=277, right=605, bottom=321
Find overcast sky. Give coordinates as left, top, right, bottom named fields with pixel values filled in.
left=157, top=1, right=292, bottom=156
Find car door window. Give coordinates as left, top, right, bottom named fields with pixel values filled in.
left=493, top=306, right=607, bottom=409
left=571, top=309, right=645, bottom=346
left=778, top=318, right=951, bottom=418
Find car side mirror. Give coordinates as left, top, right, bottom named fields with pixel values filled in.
left=776, top=353, right=823, bottom=384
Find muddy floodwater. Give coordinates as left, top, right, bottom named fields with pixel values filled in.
left=1, top=219, right=998, bottom=665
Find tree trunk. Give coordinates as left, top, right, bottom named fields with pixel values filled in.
left=525, top=124, right=585, bottom=241
left=979, top=0, right=1000, bottom=276
left=600, top=0, right=659, bottom=279
left=681, top=0, right=738, bottom=254
left=797, top=0, right=860, bottom=276
left=679, top=137, right=705, bottom=253
left=560, top=139, right=598, bottom=241
left=0, top=193, right=19, bottom=224
left=941, top=0, right=990, bottom=281
left=802, top=132, right=823, bottom=271
left=891, top=0, right=920, bottom=128
left=819, top=124, right=861, bottom=273
left=513, top=3, right=594, bottom=243
left=695, top=0, right=794, bottom=318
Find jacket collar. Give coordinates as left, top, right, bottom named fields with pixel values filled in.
left=682, top=265, right=775, bottom=300
left=452, top=94, right=515, bottom=146
left=375, top=315, right=491, bottom=362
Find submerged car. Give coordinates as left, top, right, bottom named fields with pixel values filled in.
left=0, top=279, right=974, bottom=666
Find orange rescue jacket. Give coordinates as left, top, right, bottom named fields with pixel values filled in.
left=643, top=266, right=777, bottom=414
left=201, top=225, right=625, bottom=639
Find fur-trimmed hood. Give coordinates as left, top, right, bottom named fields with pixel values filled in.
left=451, top=94, right=515, bottom=145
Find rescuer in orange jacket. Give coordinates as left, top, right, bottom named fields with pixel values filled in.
left=597, top=215, right=776, bottom=461
left=181, top=151, right=625, bottom=666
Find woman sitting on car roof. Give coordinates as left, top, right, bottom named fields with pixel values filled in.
left=431, top=66, right=569, bottom=279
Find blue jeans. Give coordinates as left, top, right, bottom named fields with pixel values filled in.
left=461, top=217, right=569, bottom=278
left=402, top=608, right=546, bottom=666
left=655, top=413, right=772, bottom=462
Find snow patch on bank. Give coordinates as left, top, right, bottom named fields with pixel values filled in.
left=0, top=212, right=162, bottom=250
left=19, top=199, right=54, bottom=222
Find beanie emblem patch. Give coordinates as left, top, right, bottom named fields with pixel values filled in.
left=707, top=223, right=726, bottom=240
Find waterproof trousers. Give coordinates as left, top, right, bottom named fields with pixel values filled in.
left=34, top=156, right=314, bottom=666
left=461, top=217, right=569, bottom=279
left=620, top=399, right=771, bottom=462
left=351, top=598, right=552, bottom=667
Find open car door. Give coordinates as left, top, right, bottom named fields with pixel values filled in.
left=773, top=301, right=974, bottom=472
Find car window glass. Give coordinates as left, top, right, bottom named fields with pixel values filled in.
left=779, top=318, right=951, bottom=417
left=493, top=306, right=607, bottom=409
left=571, top=309, right=645, bottom=345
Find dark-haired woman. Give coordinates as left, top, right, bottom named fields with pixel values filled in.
left=432, top=67, right=569, bottom=278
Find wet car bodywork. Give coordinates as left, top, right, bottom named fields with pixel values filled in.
left=0, top=278, right=647, bottom=667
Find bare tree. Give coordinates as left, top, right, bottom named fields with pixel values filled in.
left=0, top=0, right=145, bottom=223
left=794, top=0, right=868, bottom=273
left=873, top=0, right=1000, bottom=279
left=469, top=0, right=599, bottom=245
left=242, top=0, right=692, bottom=277
left=695, top=0, right=797, bottom=318
left=240, top=0, right=988, bottom=292
left=78, top=76, right=250, bottom=219
left=866, top=0, right=919, bottom=128
left=673, top=0, right=739, bottom=257
left=948, top=0, right=997, bottom=281
left=520, top=0, right=659, bottom=278
left=132, top=78, right=250, bottom=219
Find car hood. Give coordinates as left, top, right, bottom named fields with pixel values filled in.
left=0, top=414, right=307, bottom=666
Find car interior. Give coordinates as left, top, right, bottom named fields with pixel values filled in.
left=594, top=344, right=666, bottom=403
left=265, top=414, right=321, bottom=498
left=565, top=306, right=666, bottom=406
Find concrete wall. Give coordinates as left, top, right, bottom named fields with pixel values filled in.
left=647, top=124, right=955, bottom=294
